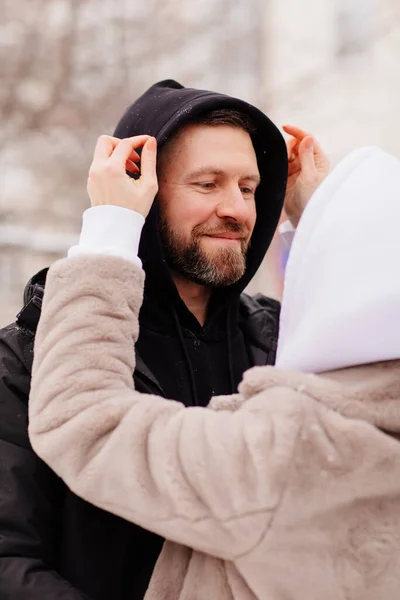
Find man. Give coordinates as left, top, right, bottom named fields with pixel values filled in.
left=0, top=79, right=327, bottom=599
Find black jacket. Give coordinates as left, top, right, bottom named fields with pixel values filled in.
left=0, top=80, right=287, bottom=599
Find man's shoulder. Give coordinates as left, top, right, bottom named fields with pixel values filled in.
left=239, top=292, right=280, bottom=360
left=239, top=292, right=280, bottom=322
left=0, top=320, right=34, bottom=377
left=0, top=268, right=48, bottom=374
left=0, top=283, right=45, bottom=427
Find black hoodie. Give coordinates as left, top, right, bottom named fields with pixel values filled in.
left=0, top=80, right=287, bottom=600
left=114, top=79, right=288, bottom=407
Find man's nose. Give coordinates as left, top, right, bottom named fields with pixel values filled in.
left=215, top=186, right=251, bottom=223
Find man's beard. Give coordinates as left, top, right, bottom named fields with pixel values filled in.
left=158, top=214, right=250, bottom=287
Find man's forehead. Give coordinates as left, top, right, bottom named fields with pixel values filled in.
left=158, top=123, right=259, bottom=178
left=167, top=122, right=254, bottom=150
left=185, top=166, right=261, bottom=184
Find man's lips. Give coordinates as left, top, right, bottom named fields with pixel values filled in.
left=205, top=232, right=245, bottom=240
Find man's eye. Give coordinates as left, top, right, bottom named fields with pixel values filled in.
left=198, top=182, right=215, bottom=189
left=241, top=186, right=254, bottom=195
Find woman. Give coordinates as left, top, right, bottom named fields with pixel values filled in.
left=28, top=132, right=400, bottom=599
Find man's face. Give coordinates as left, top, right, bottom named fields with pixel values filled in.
left=157, top=124, right=260, bottom=287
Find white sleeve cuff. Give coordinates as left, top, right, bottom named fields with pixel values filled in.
left=68, top=205, right=145, bottom=267
left=279, top=220, right=296, bottom=248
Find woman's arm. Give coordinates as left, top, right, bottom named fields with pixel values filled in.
left=28, top=255, right=304, bottom=562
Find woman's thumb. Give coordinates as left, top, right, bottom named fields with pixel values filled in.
left=298, top=136, right=316, bottom=175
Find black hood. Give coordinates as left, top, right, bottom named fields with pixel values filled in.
left=113, top=79, right=288, bottom=300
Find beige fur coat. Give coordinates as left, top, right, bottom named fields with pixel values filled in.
left=29, top=256, right=400, bottom=600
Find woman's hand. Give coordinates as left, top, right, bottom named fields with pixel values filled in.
left=282, top=125, right=330, bottom=227
left=87, top=135, right=158, bottom=217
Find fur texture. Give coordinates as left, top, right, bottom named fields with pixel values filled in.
left=29, top=256, right=400, bottom=599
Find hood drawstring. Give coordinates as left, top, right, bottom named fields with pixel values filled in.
left=226, top=304, right=236, bottom=394
left=172, top=307, right=199, bottom=406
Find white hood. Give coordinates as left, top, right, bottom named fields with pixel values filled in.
left=276, top=146, right=400, bottom=373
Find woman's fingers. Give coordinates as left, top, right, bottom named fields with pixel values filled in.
left=92, top=135, right=145, bottom=169
left=90, top=134, right=156, bottom=179
left=110, top=135, right=151, bottom=168
left=283, top=124, right=311, bottom=141
left=93, top=135, right=121, bottom=160
left=126, top=160, right=140, bottom=174
left=286, top=134, right=301, bottom=175
left=284, top=124, right=326, bottom=159
left=286, top=135, right=299, bottom=159
left=139, top=137, right=158, bottom=190
left=298, top=137, right=317, bottom=175
left=288, top=157, right=301, bottom=177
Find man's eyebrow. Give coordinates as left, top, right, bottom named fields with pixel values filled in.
left=185, top=167, right=224, bottom=179
left=244, top=174, right=261, bottom=185
left=186, top=167, right=261, bottom=185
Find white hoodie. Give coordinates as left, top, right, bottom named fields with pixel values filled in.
left=277, top=146, right=400, bottom=373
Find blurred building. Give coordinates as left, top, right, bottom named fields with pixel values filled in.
left=1, top=0, right=399, bottom=325
left=247, top=0, right=400, bottom=296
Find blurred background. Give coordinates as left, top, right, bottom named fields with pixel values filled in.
left=1, top=0, right=399, bottom=326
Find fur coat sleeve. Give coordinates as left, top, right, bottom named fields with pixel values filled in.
left=28, top=256, right=307, bottom=560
